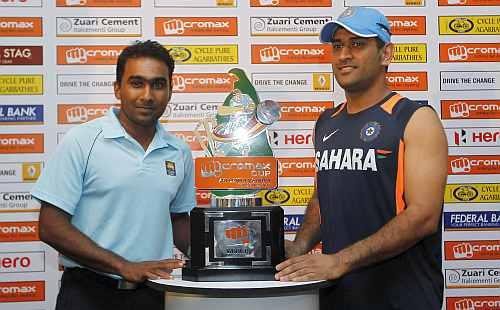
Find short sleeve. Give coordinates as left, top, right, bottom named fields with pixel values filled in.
left=30, top=129, right=86, bottom=215
left=169, top=144, right=196, bottom=214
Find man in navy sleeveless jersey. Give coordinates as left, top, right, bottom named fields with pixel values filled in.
left=275, top=7, right=448, bottom=309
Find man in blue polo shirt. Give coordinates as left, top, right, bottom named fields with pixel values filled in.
left=31, top=40, right=195, bottom=310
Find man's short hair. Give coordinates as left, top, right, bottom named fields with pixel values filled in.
left=116, top=40, right=175, bottom=84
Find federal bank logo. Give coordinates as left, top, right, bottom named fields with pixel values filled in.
left=0, top=134, right=44, bottom=154
left=344, top=0, right=424, bottom=6
left=444, top=211, right=500, bottom=231
left=0, top=75, right=43, bottom=95
left=445, top=183, right=499, bottom=203
left=0, top=46, right=43, bottom=65
left=166, top=45, right=238, bottom=65
left=250, top=16, right=331, bottom=36
left=0, top=252, right=45, bottom=273
left=156, top=17, right=237, bottom=36
left=0, top=162, right=42, bottom=183
left=447, top=128, right=500, bottom=147
left=0, top=222, right=39, bottom=242
left=154, top=0, right=236, bottom=7
left=448, top=155, right=500, bottom=175
left=269, top=129, right=313, bottom=149
left=56, top=17, right=142, bottom=37
left=56, top=0, right=141, bottom=7
left=439, top=15, right=500, bottom=35
left=441, top=100, right=500, bottom=119
left=58, top=104, right=114, bottom=124
left=0, top=0, right=42, bottom=7
left=445, top=240, right=500, bottom=260
left=172, top=73, right=237, bottom=93
left=0, top=281, right=45, bottom=303
left=251, top=44, right=332, bottom=64
left=385, top=72, right=428, bottom=91
left=445, top=268, right=500, bottom=288
left=387, top=16, right=426, bottom=35
left=284, top=215, right=303, bottom=232
left=440, top=43, right=500, bottom=62
left=0, top=105, right=43, bottom=125
left=392, top=43, right=427, bottom=63
left=250, top=0, right=331, bottom=7
left=0, top=17, right=42, bottom=37
left=446, top=296, right=500, bottom=310
left=0, top=192, right=40, bottom=213
left=252, top=72, right=333, bottom=92
left=57, top=45, right=124, bottom=65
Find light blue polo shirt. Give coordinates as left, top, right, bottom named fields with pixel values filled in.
left=31, top=107, right=195, bottom=269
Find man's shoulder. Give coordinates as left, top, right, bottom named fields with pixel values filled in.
left=161, top=130, right=191, bottom=154
left=62, top=117, right=106, bottom=146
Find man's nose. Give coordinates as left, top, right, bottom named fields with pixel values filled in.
left=337, top=45, right=353, bottom=60
left=141, top=84, right=154, bottom=102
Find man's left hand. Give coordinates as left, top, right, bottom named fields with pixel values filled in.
left=275, top=253, right=348, bottom=282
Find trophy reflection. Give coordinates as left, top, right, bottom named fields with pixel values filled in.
left=183, top=68, right=285, bottom=281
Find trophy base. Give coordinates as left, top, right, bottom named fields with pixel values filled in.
left=182, top=266, right=277, bottom=282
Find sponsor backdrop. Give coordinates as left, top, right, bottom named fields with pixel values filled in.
left=0, top=0, right=498, bottom=309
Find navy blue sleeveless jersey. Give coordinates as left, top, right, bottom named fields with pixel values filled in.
left=314, top=92, right=443, bottom=309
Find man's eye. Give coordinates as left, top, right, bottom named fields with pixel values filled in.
left=130, top=79, right=143, bottom=87
left=332, top=43, right=343, bottom=50
left=351, top=40, right=365, bottom=48
left=152, top=80, right=166, bottom=89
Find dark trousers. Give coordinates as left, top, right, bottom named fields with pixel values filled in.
left=56, top=268, right=163, bottom=310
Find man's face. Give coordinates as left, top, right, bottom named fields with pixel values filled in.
left=330, top=28, right=391, bottom=93
left=114, top=57, right=172, bottom=129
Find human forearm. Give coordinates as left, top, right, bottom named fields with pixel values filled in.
left=39, top=202, right=128, bottom=275
left=289, top=192, right=321, bottom=257
left=171, top=212, right=190, bottom=256
left=336, top=204, right=440, bottom=274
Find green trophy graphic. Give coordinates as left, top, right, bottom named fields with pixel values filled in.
left=194, top=68, right=280, bottom=203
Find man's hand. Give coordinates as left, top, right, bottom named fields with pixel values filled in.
left=119, top=259, right=184, bottom=283
left=275, top=253, right=348, bottom=282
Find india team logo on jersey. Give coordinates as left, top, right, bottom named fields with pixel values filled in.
left=360, top=121, right=382, bottom=143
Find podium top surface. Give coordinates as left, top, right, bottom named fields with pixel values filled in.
left=147, top=276, right=332, bottom=297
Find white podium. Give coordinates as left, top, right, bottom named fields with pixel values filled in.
left=148, top=276, right=332, bottom=310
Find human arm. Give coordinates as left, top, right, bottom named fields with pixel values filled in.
left=39, top=201, right=183, bottom=282
left=285, top=189, right=321, bottom=258
left=171, top=212, right=190, bottom=256
left=276, top=107, right=448, bottom=281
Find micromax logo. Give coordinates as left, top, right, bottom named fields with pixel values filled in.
left=0, top=138, right=35, bottom=146
left=447, top=45, right=500, bottom=61
left=163, top=19, right=230, bottom=35
left=259, top=46, right=325, bottom=63
left=0, top=22, right=33, bottom=29
left=172, top=75, right=234, bottom=92
left=64, top=47, right=122, bottom=64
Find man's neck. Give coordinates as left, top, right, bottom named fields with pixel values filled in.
left=118, top=113, right=156, bottom=151
left=345, top=80, right=392, bottom=114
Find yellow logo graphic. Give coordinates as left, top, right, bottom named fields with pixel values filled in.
left=312, top=73, right=332, bottom=91
left=445, top=183, right=499, bottom=203
left=257, top=186, right=314, bottom=206
left=22, top=162, right=41, bottom=182
left=439, top=16, right=500, bottom=35
left=405, top=0, right=424, bottom=5
left=165, top=45, right=238, bottom=64
left=0, top=75, right=43, bottom=95
left=392, top=43, right=427, bottom=63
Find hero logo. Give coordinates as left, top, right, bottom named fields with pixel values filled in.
left=64, top=47, right=122, bottom=64
left=448, top=101, right=500, bottom=118
left=0, top=138, right=35, bottom=146
left=454, top=129, right=500, bottom=145
left=172, top=75, right=234, bottom=92
left=65, top=106, right=108, bottom=123
left=453, top=298, right=500, bottom=310
left=2, top=48, right=32, bottom=59
left=0, top=21, right=34, bottom=29
left=259, top=46, right=325, bottom=63
left=448, top=45, right=500, bottom=61
left=270, top=130, right=313, bottom=148
left=452, top=242, right=500, bottom=259
left=450, top=157, right=500, bottom=173
left=162, top=19, right=230, bottom=35
left=259, top=0, right=279, bottom=6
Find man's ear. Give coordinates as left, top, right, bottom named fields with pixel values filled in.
left=381, top=43, right=394, bottom=67
left=113, top=81, right=121, bottom=101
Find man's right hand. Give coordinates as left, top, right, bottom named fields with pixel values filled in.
left=119, top=259, right=185, bottom=283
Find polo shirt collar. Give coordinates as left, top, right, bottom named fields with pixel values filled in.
left=102, top=107, right=177, bottom=150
